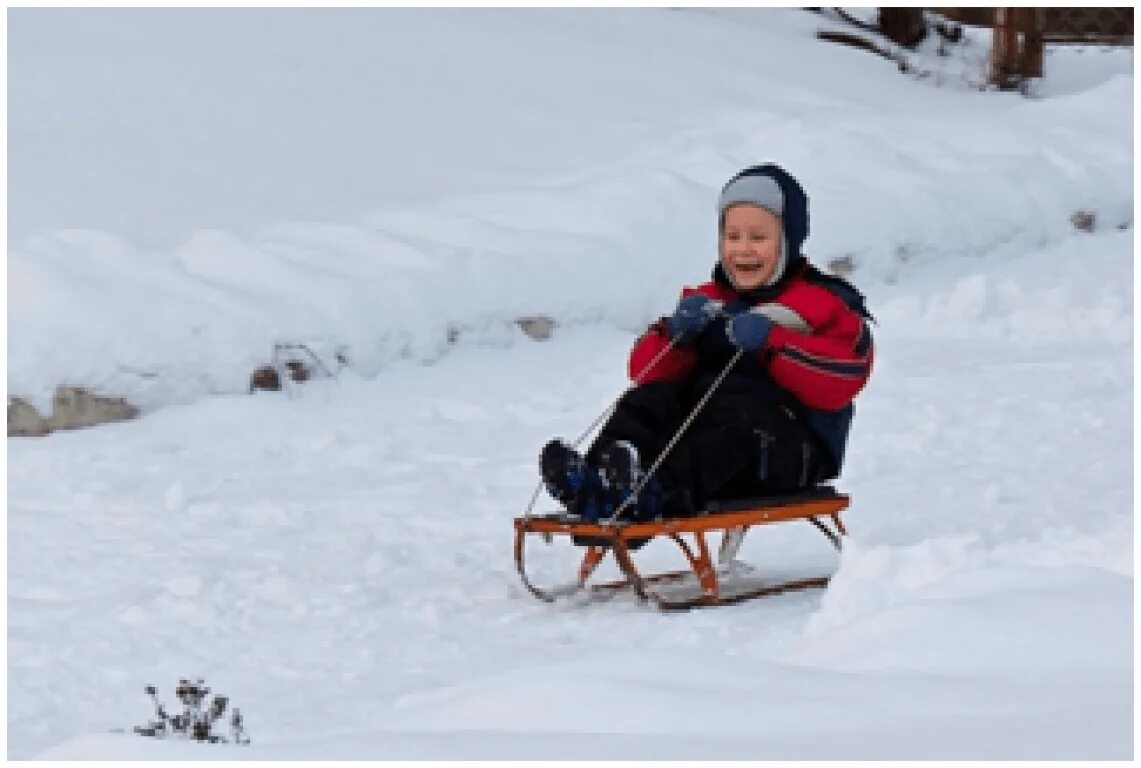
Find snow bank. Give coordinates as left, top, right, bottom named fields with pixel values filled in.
left=7, top=9, right=1134, bottom=416
left=804, top=525, right=1131, bottom=645
left=875, top=227, right=1134, bottom=342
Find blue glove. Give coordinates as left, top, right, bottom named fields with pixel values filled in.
left=666, top=294, right=720, bottom=342
left=726, top=309, right=773, bottom=352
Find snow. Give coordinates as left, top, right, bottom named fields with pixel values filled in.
left=6, top=7, right=1135, bottom=760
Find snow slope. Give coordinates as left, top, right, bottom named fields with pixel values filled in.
left=6, top=7, right=1134, bottom=760
left=7, top=8, right=1133, bottom=414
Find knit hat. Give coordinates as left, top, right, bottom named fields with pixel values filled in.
left=717, top=164, right=810, bottom=287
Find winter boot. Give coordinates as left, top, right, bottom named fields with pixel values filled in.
left=540, top=439, right=610, bottom=521
left=597, top=440, right=661, bottom=522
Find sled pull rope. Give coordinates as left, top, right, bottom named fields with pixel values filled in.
left=572, top=302, right=728, bottom=450
left=520, top=334, right=683, bottom=521
left=570, top=335, right=684, bottom=449
left=604, top=347, right=745, bottom=525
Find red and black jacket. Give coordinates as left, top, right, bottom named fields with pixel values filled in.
left=629, top=260, right=874, bottom=478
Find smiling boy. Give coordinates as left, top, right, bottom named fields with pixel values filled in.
left=541, top=164, right=875, bottom=521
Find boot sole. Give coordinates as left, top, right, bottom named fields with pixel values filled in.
left=540, top=441, right=583, bottom=509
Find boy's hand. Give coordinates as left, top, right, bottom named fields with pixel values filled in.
left=726, top=309, right=773, bottom=352
left=666, top=295, right=721, bottom=342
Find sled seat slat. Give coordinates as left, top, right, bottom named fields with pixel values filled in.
left=515, top=491, right=849, bottom=540
left=703, top=485, right=845, bottom=512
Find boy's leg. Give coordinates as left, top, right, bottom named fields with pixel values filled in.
left=688, top=393, right=829, bottom=507
left=586, top=380, right=696, bottom=517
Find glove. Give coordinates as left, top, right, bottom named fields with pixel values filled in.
left=726, top=309, right=773, bottom=352
left=666, top=294, right=721, bottom=342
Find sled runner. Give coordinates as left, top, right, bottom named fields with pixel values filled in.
left=514, top=486, right=848, bottom=610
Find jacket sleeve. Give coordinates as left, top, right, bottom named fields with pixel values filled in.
left=628, top=318, right=697, bottom=383
left=628, top=287, right=705, bottom=382
left=761, top=296, right=874, bottom=411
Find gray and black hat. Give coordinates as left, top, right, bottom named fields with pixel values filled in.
left=717, top=164, right=810, bottom=287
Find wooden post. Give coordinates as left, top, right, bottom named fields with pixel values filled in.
left=991, top=8, right=1015, bottom=87
left=991, top=8, right=1045, bottom=89
left=1022, top=8, right=1044, bottom=78
left=878, top=8, right=927, bottom=48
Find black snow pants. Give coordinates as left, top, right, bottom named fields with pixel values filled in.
left=586, top=379, right=830, bottom=518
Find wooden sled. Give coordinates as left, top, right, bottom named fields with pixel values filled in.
left=514, top=487, right=849, bottom=610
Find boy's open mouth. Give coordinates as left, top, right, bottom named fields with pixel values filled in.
left=733, top=262, right=763, bottom=274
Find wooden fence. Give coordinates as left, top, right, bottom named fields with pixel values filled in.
left=931, top=7, right=1133, bottom=44
left=1040, top=7, right=1132, bottom=44
left=928, top=8, right=1132, bottom=88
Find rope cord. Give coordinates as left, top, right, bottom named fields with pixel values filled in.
left=521, top=302, right=736, bottom=523
left=520, top=332, right=682, bottom=521
left=603, top=347, right=744, bottom=525
left=569, top=336, right=682, bottom=449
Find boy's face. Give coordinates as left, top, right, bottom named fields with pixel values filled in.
left=719, top=204, right=782, bottom=291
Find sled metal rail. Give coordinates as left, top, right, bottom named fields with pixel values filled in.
left=514, top=488, right=849, bottom=610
